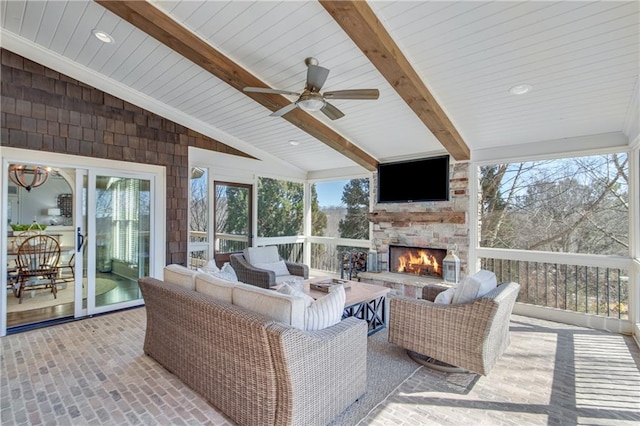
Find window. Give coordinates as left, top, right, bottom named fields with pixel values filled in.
left=257, top=177, right=304, bottom=237
left=480, top=153, right=628, bottom=255
left=314, top=178, right=370, bottom=240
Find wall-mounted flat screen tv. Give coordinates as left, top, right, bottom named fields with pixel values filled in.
left=377, top=155, right=450, bottom=203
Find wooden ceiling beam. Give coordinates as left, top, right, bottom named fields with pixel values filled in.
left=95, top=0, right=378, bottom=171
left=320, top=1, right=470, bottom=161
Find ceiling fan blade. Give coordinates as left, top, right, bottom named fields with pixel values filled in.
left=270, top=102, right=299, bottom=117
left=244, top=87, right=300, bottom=96
left=320, top=102, right=345, bottom=120
left=323, top=89, right=380, bottom=100
left=306, top=64, right=330, bottom=91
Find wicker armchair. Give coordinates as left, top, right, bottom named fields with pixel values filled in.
left=388, top=281, right=520, bottom=375
left=230, top=248, right=308, bottom=289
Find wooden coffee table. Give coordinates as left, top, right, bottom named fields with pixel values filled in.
left=306, top=277, right=390, bottom=335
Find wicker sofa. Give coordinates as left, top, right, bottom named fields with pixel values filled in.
left=139, top=265, right=367, bottom=426
left=388, top=281, right=520, bottom=375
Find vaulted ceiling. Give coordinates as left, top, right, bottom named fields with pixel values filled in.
left=1, top=0, right=638, bottom=176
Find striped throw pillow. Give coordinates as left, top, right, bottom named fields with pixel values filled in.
left=305, top=285, right=346, bottom=331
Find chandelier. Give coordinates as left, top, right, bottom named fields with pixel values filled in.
left=8, top=164, right=50, bottom=192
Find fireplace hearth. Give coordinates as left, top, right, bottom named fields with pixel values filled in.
left=389, top=245, right=447, bottom=278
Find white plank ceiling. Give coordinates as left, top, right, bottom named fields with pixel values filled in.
left=1, top=0, right=638, bottom=174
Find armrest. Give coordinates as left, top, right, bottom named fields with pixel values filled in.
left=421, top=282, right=451, bottom=302
left=285, top=261, right=309, bottom=279
left=388, top=295, right=496, bottom=356
left=266, top=317, right=367, bottom=426
left=230, top=253, right=275, bottom=288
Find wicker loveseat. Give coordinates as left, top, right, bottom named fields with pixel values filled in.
left=139, top=265, right=366, bottom=426
left=388, top=281, right=520, bottom=375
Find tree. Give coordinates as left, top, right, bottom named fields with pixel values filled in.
left=311, top=184, right=327, bottom=236
left=338, top=178, right=370, bottom=239
left=479, top=154, right=628, bottom=255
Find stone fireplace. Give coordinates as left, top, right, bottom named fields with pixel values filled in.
left=388, top=245, right=447, bottom=278
left=360, top=162, right=470, bottom=299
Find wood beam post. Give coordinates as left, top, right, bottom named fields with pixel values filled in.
left=320, top=1, right=470, bottom=161
left=95, top=0, right=378, bottom=171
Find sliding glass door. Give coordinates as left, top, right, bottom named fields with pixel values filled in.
left=86, top=171, right=152, bottom=314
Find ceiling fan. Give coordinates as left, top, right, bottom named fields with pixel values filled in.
left=243, top=57, right=379, bottom=120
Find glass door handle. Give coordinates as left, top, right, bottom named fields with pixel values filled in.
left=77, top=228, right=84, bottom=252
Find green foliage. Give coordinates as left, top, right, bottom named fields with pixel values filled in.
left=224, top=186, right=249, bottom=235
left=311, top=184, right=327, bottom=236
left=338, top=178, right=369, bottom=240
left=257, top=178, right=304, bottom=237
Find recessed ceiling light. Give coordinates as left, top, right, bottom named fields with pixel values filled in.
left=92, top=29, right=114, bottom=44
left=289, top=140, right=300, bottom=146
left=509, top=84, right=532, bottom=95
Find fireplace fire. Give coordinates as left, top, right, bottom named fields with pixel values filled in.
left=389, top=245, right=447, bottom=278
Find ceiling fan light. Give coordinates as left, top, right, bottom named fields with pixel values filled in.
left=298, top=98, right=326, bottom=112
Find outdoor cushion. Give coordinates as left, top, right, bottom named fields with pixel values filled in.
left=195, top=273, right=234, bottom=303
left=305, top=285, right=346, bottom=331
left=253, top=260, right=289, bottom=276
left=452, top=270, right=497, bottom=304
left=232, top=282, right=306, bottom=329
left=244, top=246, right=280, bottom=265
left=278, top=283, right=346, bottom=331
left=197, top=259, right=219, bottom=275
left=434, top=286, right=456, bottom=304
left=164, top=264, right=198, bottom=290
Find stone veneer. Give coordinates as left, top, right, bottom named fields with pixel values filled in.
left=367, top=161, right=470, bottom=298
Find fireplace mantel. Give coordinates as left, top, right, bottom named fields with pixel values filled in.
left=368, top=210, right=465, bottom=225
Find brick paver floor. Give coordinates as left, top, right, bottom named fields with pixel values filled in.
left=1, top=308, right=639, bottom=425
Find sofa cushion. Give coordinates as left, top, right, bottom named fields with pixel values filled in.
left=163, top=264, right=198, bottom=290
left=195, top=273, right=235, bottom=303
left=305, top=285, right=346, bottom=331
left=244, top=246, right=280, bottom=265
left=253, top=260, right=289, bottom=276
left=232, top=282, right=306, bottom=329
left=452, top=270, right=498, bottom=304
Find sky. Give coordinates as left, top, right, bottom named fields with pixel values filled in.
left=314, top=180, right=348, bottom=207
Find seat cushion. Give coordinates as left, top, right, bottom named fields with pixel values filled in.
left=163, top=265, right=198, bottom=290
left=244, top=246, right=280, bottom=265
left=452, top=270, right=497, bottom=304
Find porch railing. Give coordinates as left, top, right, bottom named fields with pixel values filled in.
left=479, top=250, right=629, bottom=320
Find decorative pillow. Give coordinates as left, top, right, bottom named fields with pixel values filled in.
left=277, top=283, right=314, bottom=306
left=197, top=259, right=219, bottom=275
left=434, top=287, right=456, bottom=304
left=451, top=270, right=497, bottom=304
left=244, top=246, right=280, bottom=265
left=202, top=262, right=238, bottom=283
left=305, top=285, right=346, bottom=331
left=253, top=260, right=290, bottom=277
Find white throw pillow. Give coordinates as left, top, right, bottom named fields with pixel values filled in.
left=305, top=285, right=346, bottom=331
left=434, top=287, right=456, bottom=304
left=253, top=260, right=290, bottom=277
left=277, top=283, right=314, bottom=307
left=244, top=246, right=280, bottom=265
left=451, top=270, right=497, bottom=304
left=197, top=259, right=220, bottom=275
left=203, top=262, right=238, bottom=283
